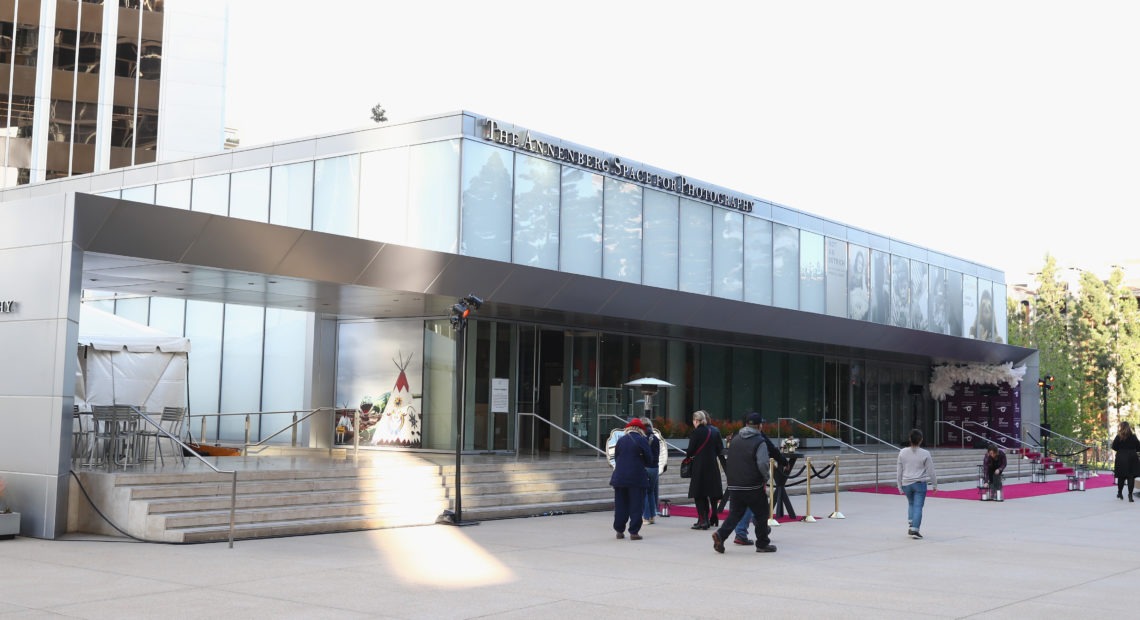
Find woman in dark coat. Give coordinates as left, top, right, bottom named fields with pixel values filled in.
left=1111, top=421, right=1140, bottom=501
left=685, top=410, right=727, bottom=530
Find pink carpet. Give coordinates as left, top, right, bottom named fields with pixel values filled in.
left=667, top=504, right=811, bottom=523
left=850, top=473, right=1115, bottom=500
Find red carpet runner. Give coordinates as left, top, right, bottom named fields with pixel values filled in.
left=850, top=473, right=1114, bottom=500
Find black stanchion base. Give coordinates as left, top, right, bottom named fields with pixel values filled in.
left=436, top=510, right=480, bottom=527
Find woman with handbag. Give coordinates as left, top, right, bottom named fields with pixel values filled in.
left=684, top=410, right=727, bottom=530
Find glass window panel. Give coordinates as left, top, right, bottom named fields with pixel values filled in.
left=559, top=167, right=603, bottom=277
left=679, top=199, right=711, bottom=294
left=946, top=270, right=964, bottom=336
left=219, top=305, right=264, bottom=439
left=642, top=189, right=679, bottom=290
left=909, top=261, right=929, bottom=331
left=602, top=177, right=642, bottom=283
left=799, top=231, right=825, bottom=313
left=744, top=217, right=772, bottom=305
left=121, top=184, right=154, bottom=203
left=229, top=168, right=270, bottom=222
left=313, top=155, right=360, bottom=236
left=928, top=266, right=951, bottom=335
left=261, top=308, right=308, bottom=416
left=155, top=179, right=190, bottom=209
left=973, top=280, right=996, bottom=341
left=962, top=274, right=978, bottom=338
left=760, top=350, right=787, bottom=418
left=848, top=244, right=870, bottom=321
left=825, top=238, right=847, bottom=317
left=115, top=297, right=148, bottom=324
left=191, top=173, right=229, bottom=215
left=512, top=153, right=559, bottom=269
left=890, top=255, right=910, bottom=327
left=460, top=140, right=513, bottom=260
left=772, top=224, right=799, bottom=309
left=147, top=296, right=185, bottom=337
left=359, top=147, right=409, bottom=244
left=713, top=210, right=743, bottom=300
left=869, top=250, right=891, bottom=325
left=185, top=300, right=223, bottom=439
left=270, top=161, right=313, bottom=229
left=993, top=283, right=1007, bottom=344
left=408, top=139, right=460, bottom=253
left=422, top=319, right=456, bottom=450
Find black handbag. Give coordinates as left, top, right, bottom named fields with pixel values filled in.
left=680, top=430, right=712, bottom=479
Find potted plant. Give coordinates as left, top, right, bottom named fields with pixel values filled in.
left=0, top=479, right=18, bottom=540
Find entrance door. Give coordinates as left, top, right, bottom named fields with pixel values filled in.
left=516, top=327, right=565, bottom=454
left=825, top=360, right=858, bottom=444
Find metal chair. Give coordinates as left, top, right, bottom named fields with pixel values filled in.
left=72, top=405, right=95, bottom=466
left=154, top=406, right=187, bottom=466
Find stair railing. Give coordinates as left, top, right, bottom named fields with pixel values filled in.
left=242, top=407, right=338, bottom=457
left=600, top=414, right=687, bottom=455
left=822, top=418, right=901, bottom=453
left=520, top=412, right=606, bottom=458
left=127, top=406, right=237, bottom=548
left=961, top=421, right=1046, bottom=481
left=777, top=418, right=884, bottom=490
left=1022, top=421, right=1093, bottom=469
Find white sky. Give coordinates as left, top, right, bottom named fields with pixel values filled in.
left=224, top=0, right=1140, bottom=285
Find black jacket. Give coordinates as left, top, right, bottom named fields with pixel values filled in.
left=724, top=426, right=787, bottom=491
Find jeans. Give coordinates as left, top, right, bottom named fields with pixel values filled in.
left=643, top=468, right=660, bottom=520
left=735, top=508, right=754, bottom=539
left=902, top=481, right=928, bottom=531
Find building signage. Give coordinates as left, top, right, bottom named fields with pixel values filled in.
left=481, top=119, right=753, bottom=213
left=0, top=301, right=15, bottom=313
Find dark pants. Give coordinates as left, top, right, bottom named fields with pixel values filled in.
left=613, top=486, right=647, bottom=534
left=715, top=489, right=771, bottom=548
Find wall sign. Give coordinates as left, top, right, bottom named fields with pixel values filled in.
left=481, top=119, right=754, bottom=214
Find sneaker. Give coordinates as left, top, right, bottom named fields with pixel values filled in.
left=646, top=517, right=655, bottom=524
left=907, top=529, right=916, bottom=537
left=756, top=544, right=777, bottom=553
left=733, top=536, right=754, bottom=546
left=711, top=531, right=725, bottom=554
left=911, top=530, right=923, bottom=539
left=630, top=533, right=643, bottom=540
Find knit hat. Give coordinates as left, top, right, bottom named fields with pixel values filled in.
left=626, top=418, right=645, bottom=430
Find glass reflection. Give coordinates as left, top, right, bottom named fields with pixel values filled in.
left=869, top=250, right=891, bottom=324
left=744, top=217, right=772, bottom=305
left=712, top=210, right=743, bottom=300
left=679, top=198, right=711, bottom=294
left=889, top=255, right=909, bottom=327
left=799, top=231, right=825, bottom=313
left=909, top=261, right=928, bottom=331
left=848, top=244, right=869, bottom=321
left=772, top=224, right=798, bottom=309
left=602, top=177, right=642, bottom=283
left=824, top=237, right=847, bottom=318
left=460, top=140, right=513, bottom=261
left=270, top=161, right=313, bottom=229
left=642, top=189, right=678, bottom=290
left=512, top=154, right=559, bottom=269
left=313, top=155, right=360, bottom=236
left=560, top=167, right=602, bottom=277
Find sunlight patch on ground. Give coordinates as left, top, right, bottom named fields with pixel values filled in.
left=373, top=524, right=516, bottom=588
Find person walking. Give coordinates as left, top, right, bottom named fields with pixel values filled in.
left=641, top=417, right=665, bottom=524
left=685, top=410, right=726, bottom=530
left=897, top=429, right=937, bottom=539
left=711, top=412, right=784, bottom=554
left=1111, top=421, right=1140, bottom=501
left=610, top=418, right=653, bottom=539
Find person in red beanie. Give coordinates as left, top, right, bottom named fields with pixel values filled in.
left=609, top=417, right=652, bottom=540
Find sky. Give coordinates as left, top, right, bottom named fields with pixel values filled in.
left=224, top=0, right=1140, bottom=286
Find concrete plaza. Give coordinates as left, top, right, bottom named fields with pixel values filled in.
left=0, top=474, right=1136, bottom=619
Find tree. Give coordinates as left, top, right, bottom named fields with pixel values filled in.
left=370, top=103, right=388, bottom=123
left=1025, top=255, right=1079, bottom=443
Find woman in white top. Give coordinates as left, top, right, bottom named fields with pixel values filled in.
left=897, top=429, right=938, bottom=539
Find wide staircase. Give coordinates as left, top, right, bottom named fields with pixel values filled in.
left=69, top=447, right=1029, bottom=543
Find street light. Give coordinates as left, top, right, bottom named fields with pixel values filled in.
left=1037, top=374, right=1054, bottom=457
left=438, top=294, right=483, bottom=527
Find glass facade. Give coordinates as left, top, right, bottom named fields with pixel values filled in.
left=79, top=116, right=1011, bottom=455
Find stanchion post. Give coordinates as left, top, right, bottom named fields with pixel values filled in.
left=767, top=458, right=779, bottom=527
left=829, top=456, right=845, bottom=519
left=802, top=456, right=817, bottom=522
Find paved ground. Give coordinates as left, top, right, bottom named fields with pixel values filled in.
left=1, top=473, right=1137, bottom=619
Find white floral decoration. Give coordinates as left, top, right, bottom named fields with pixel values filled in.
left=928, top=363, right=1027, bottom=401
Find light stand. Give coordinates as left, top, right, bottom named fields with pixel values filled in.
left=1037, top=374, right=1053, bottom=459
left=624, top=377, right=675, bottom=420
left=437, top=294, right=483, bottom=527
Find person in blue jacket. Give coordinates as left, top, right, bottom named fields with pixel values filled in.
left=610, top=417, right=653, bottom=540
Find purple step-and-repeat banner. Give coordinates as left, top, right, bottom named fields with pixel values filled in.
left=940, top=383, right=1021, bottom=448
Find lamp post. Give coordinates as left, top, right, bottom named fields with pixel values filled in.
left=438, top=294, right=483, bottom=527
left=1037, top=374, right=1053, bottom=457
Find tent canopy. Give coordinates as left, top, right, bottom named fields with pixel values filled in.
left=78, top=305, right=190, bottom=352
left=76, top=305, right=190, bottom=412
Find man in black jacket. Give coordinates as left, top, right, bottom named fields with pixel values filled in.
left=712, top=412, right=786, bottom=554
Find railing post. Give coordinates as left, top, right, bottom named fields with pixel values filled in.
left=291, top=411, right=298, bottom=447
left=353, top=408, right=360, bottom=459
left=244, top=414, right=250, bottom=447
left=228, top=471, right=237, bottom=549
left=767, top=458, right=778, bottom=528
left=829, top=456, right=845, bottom=519
left=201, top=416, right=207, bottom=445
left=802, top=457, right=816, bottom=522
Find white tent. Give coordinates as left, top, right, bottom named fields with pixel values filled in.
left=76, top=305, right=190, bottom=413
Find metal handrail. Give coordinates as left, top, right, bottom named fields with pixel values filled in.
left=521, top=412, right=606, bottom=457
left=242, top=407, right=336, bottom=456
left=777, top=418, right=884, bottom=490
left=822, top=418, right=900, bottom=453
left=189, top=409, right=332, bottom=452
left=128, top=406, right=237, bottom=548
left=1022, top=421, right=1090, bottom=454
left=600, top=414, right=687, bottom=454
left=961, top=421, right=1036, bottom=453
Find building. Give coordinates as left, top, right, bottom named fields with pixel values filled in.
left=0, top=0, right=226, bottom=186
left=0, top=111, right=1038, bottom=538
